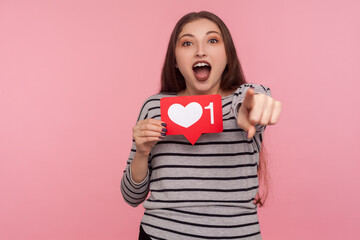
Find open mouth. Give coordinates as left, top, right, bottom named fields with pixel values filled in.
left=193, top=61, right=211, bottom=81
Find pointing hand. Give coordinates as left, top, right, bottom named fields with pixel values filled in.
left=237, top=88, right=282, bottom=139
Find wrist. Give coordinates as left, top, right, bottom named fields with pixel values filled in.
left=135, top=150, right=150, bottom=159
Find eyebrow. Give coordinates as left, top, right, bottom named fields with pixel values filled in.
left=178, top=31, right=222, bottom=41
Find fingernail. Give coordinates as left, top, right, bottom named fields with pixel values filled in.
left=162, top=128, right=167, bottom=132
left=161, top=123, right=167, bottom=127
left=161, top=132, right=166, bottom=136
left=159, top=136, right=164, bottom=139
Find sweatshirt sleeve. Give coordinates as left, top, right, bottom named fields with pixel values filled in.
left=231, top=83, right=272, bottom=157
left=120, top=97, right=153, bottom=207
left=232, top=83, right=272, bottom=134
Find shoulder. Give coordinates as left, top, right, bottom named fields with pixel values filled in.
left=232, top=83, right=271, bottom=100
left=241, top=83, right=271, bottom=96
left=140, top=92, right=177, bottom=109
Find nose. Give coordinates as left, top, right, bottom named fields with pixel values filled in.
left=195, top=43, right=206, bottom=58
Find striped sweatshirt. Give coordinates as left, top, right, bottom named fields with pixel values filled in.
left=121, top=83, right=271, bottom=240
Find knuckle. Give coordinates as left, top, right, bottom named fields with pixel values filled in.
left=134, top=138, right=140, bottom=145
left=260, top=119, right=268, bottom=125
left=258, top=93, right=266, bottom=100
left=256, top=96, right=265, bottom=105
left=249, top=116, right=259, bottom=125
left=132, top=128, right=139, bottom=136
left=268, top=97, right=274, bottom=105
left=274, top=101, right=282, bottom=113
left=148, top=119, right=157, bottom=125
left=270, top=118, right=278, bottom=124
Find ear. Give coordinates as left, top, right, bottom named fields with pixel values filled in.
left=175, top=63, right=178, bottom=68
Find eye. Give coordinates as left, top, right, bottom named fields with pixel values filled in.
left=182, top=41, right=193, bottom=47
left=209, top=38, right=219, bottom=43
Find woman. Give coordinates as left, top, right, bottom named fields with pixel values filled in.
left=121, top=11, right=282, bottom=240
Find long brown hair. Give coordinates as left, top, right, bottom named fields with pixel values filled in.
left=159, top=11, right=269, bottom=207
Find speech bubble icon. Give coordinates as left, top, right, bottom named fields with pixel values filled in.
left=160, top=94, right=223, bottom=145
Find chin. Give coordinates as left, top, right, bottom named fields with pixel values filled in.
left=193, top=85, right=218, bottom=95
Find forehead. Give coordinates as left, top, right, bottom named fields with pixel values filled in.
left=179, top=18, right=221, bottom=37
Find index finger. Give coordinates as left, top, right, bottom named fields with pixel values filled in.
left=243, top=88, right=255, bottom=110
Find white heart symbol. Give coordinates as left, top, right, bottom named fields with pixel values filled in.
left=168, top=102, right=203, bottom=128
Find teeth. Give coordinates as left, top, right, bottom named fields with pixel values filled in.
left=194, top=62, right=210, bottom=68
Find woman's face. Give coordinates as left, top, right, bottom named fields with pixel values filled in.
left=175, top=18, right=227, bottom=96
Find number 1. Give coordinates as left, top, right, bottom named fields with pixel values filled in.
left=204, top=102, right=214, bottom=124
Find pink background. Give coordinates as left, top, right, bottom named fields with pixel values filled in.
left=1, top=0, right=359, bottom=239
